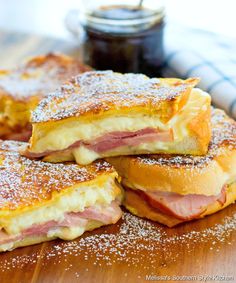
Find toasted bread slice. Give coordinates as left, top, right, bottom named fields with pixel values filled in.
left=0, top=53, right=91, bottom=141
left=0, top=140, right=123, bottom=252
left=108, top=108, right=236, bottom=227
left=25, top=71, right=211, bottom=164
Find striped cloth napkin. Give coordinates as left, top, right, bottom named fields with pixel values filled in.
left=163, top=25, right=236, bottom=119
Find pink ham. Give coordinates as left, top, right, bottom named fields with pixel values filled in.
left=23, top=220, right=59, bottom=236
left=59, top=214, right=88, bottom=227
left=137, top=186, right=227, bottom=220
left=0, top=201, right=122, bottom=246
left=0, top=229, right=22, bottom=245
left=22, top=217, right=87, bottom=237
left=86, top=128, right=173, bottom=153
left=5, top=129, right=32, bottom=142
left=3, top=124, right=32, bottom=142
left=77, top=201, right=122, bottom=224
left=25, top=127, right=173, bottom=158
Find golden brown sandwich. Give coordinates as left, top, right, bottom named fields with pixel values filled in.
left=107, top=108, right=236, bottom=227
left=0, top=53, right=91, bottom=141
left=0, top=140, right=123, bottom=252
left=25, top=71, right=211, bottom=165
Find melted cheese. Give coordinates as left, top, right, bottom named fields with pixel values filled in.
left=71, top=137, right=201, bottom=165
left=0, top=220, right=104, bottom=252
left=0, top=176, right=120, bottom=235
left=32, top=114, right=166, bottom=152
left=31, top=88, right=211, bottom=164
left=73, top=146, right=100, bottom=165
left=47, top=219, right=102, bottom=240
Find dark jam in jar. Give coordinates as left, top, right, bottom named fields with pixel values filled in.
left=81, top=5, right=165, bottom=77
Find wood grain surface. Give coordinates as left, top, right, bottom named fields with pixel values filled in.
left=0, top=30, right=235, bottom=283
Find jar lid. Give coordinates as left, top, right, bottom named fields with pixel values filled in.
left=79, top=3, right=165, bottom=33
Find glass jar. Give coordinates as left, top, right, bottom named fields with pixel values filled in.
left=71, top=0, right=165, bottom=77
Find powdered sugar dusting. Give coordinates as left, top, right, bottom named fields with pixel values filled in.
left=31, top=71, right=197, bottom=123
left=0, top=211, right=236, bottom=273
left=0, top=53, right=90, bottom=101
left=0, top=140, right=114, bottom=211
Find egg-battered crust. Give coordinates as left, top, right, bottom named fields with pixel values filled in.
left=31, top=71, right=199, bottom=123
left=0, top=140, right=117, bottom=213
left=0, top=53, right=91, bottom=102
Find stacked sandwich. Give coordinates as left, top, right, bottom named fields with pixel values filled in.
left=0, top=58, right=235, bottom=252
left=0, top=56, right=122, bottom=252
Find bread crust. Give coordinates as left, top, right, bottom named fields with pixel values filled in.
left=0, top=53, right=91, bottom=102
left=108, top=109, right=236, bottom=196
left=0, top=140, right=118, bottom=216
left=187, top=102, right=211, bottom=154
left=31, top=71, right=199, bottom=124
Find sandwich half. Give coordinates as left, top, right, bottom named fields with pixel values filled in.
left=0, top=140, right=123, bottom=252
left=108, top=108, right=236, bottom=227
left=0, top=53, right=91, bottom=141
left=25, top=71, right=211, bottom=165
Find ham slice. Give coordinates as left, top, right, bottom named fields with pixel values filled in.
left=0, top=229, right=22, bottom=245
left=2, top=124, right=32, bottom=142
left=4, top=129, right=32, bottom=142
left=77, top=201, right=122, bottom=224
left=86, top=128, right=173, bottom=153
left=136, top=186, right=227, bottom=220
left=25, top=127, right=173, bottom=158
left=0, top=201, right=122, bottom=246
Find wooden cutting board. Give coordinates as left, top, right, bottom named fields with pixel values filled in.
left=0, top=30, right=235, bottom=283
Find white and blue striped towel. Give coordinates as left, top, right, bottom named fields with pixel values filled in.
left=163, top=25, right=236, bottom=119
